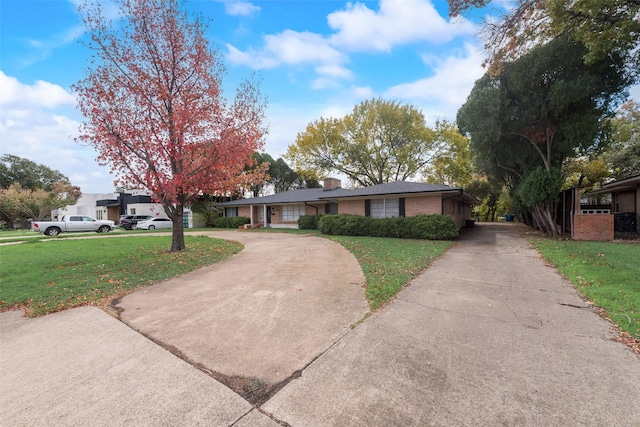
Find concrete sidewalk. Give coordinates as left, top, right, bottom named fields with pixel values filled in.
left=263, top=223, right=640, bottom=426
left=0, top=306, right=277, bottom=426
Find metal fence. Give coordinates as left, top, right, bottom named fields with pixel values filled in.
left=614, top=212, right=640, bottom=239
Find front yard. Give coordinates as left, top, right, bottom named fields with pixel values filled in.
left=0, top=236, right=242, bottom=316
left=0, top=230, right=452, bottom=317
left=531, top=238, right=640, bottom=344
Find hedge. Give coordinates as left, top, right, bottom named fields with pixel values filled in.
left=298, top=214, right=321, bottom=230
left=318, top=214, right=458, bottom=240
left=212, top=216, right=250, bottom=228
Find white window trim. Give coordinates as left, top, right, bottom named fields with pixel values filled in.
left=281, top=204, right=305, bottom=221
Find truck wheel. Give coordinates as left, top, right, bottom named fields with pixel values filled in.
left=148, top=225, right=155, bottom=230
left=45, top=227, right=61, bottom=236
left=98, top=225, right=111, bottom=233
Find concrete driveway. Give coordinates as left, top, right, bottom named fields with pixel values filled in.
left=263, top=223, right=640, bottom=426
left=113, top=231, right=368, bottom=402
left=1, top=230, right=367, bottom=425
left=3, top=225, right=639, bottom=426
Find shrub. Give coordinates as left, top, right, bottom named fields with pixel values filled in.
left=406, top=215, right=458, bottom=240
left=318, top=214, right=458, bottom=240
left=298, top=214, right=321, bottom=230
left=212, top=216, right=250, bottom=228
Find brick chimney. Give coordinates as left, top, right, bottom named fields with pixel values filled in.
left=323, top=178, right=341, bottom=191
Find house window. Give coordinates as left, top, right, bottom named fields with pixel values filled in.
left=225, top=207, right=238, bottom=217
left=258, top=208, right=264, bottom=220
left=370, top=198, right=400, bottom=218
left=325, top=202, right=338, bottom=215
left=282, top=204, right=305, bottom=221
left=96, top=211, right=103, bottom=220
left=130, top=208, right=136, bottom=214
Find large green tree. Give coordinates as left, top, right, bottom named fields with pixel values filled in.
left=0, top=155, right=80, bottom=228
left=607, top=100, right=640, bottom=179
left=0, top=154, right=70, bottom=190
left=458, top=37, right=629, bottom=235
left=0, top=182, right=82, bottom=222
left=422, top=120, right=473, bottom=188
left=286, top=99, right=439, bottom=187
left=466, top=179, right=505, bottom=222
left=449, top=0, right=639, bottom=78
left=246, top=153, right=321, bottom=197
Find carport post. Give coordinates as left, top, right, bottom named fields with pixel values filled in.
left=249, top=205, right=254, bottom=227
left=263, top=205, right=267, bottom=228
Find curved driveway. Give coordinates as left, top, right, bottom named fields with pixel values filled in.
left=115, top=231, right=368, bottom=391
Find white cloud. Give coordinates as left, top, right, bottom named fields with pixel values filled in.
left=384, top=44, right=486, bottom=119
left=226, top=0, right=475, bottom=90
left=0, top=70, right=76, bottom=109
left=311, top=77, right=341, bottom=91
left=327, top=0, right=475, bottom=52
left=18, top=22, right=85, bottom=67
left=315, top=65, right=353, bottom=79
left=350, top=86, right=375, bottom=99
left=227, top=30, right=347, bottom=70
left=0, top=72, right=113, bottom=193
left=263, top=104, right=321, bottom=156
left=220, top=0, right=261, bottom=16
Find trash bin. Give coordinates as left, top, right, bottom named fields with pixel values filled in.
left=505, top=214, right=514, bottom=222
left=465, top=219, right=475, bottom=228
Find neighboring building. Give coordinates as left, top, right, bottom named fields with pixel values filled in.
left=95, top=190, right=160, bottom=222
left=587, top=174, right=640, bottom=239
left=216, top=178, right=476, bottom=229
left=56, top=190, right=195, bottom=228
left=53, top=192, right=120, bottom=221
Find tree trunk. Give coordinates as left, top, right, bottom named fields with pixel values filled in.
left=530, top=204, right=559, bottom=237
left=167, top=203, right=185, bottom=252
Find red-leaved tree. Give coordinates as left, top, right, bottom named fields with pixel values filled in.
left=74, top=0, right=267, bottom=251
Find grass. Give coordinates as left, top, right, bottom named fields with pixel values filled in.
left=0, top=235, right=242, bottom=316
left=326, top=236, right=454, bottom=310
left=531, top=238, right=640, bottom=341
left=1, top=226, right=454, bottom=317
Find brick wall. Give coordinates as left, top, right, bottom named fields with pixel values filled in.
left=339, top=199, right=364, bottom=215
left=442, top=198, right=467, bottom=228
left=405, top=195, right=441, bottom=217
left=573, top=214, right=614, bottom=241
left=238, top=206, right=251, bottom=218
left=305, top=204, right=323, bottom=216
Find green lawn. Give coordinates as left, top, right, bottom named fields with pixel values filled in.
left=327, top=236, right=454, bottom=310
left=0, top=236, right=242, bottom=316
left=531, top=238, right=640, bottom=341
left=1, top=227, right=453, bottom=317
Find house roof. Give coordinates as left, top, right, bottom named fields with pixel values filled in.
left=216, top=181, right=477, bottom=207
left=215, top=188, right=334, bottom=207
left=587, top=174, right=640, bottom=195
left=319, top=181, right=463, bottom=199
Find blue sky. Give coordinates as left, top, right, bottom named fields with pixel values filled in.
left=1, top=0, right=638, bottom=193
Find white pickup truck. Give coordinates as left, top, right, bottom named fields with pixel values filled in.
left=31, top=215, right=115, bottom=236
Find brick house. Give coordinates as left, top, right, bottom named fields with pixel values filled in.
left=216, top=179, right=476, bottom=229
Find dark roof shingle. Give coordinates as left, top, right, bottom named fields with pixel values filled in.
left=320, top=181, right=460, bottom=199
left=215, top=181, right=471, bottom=207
